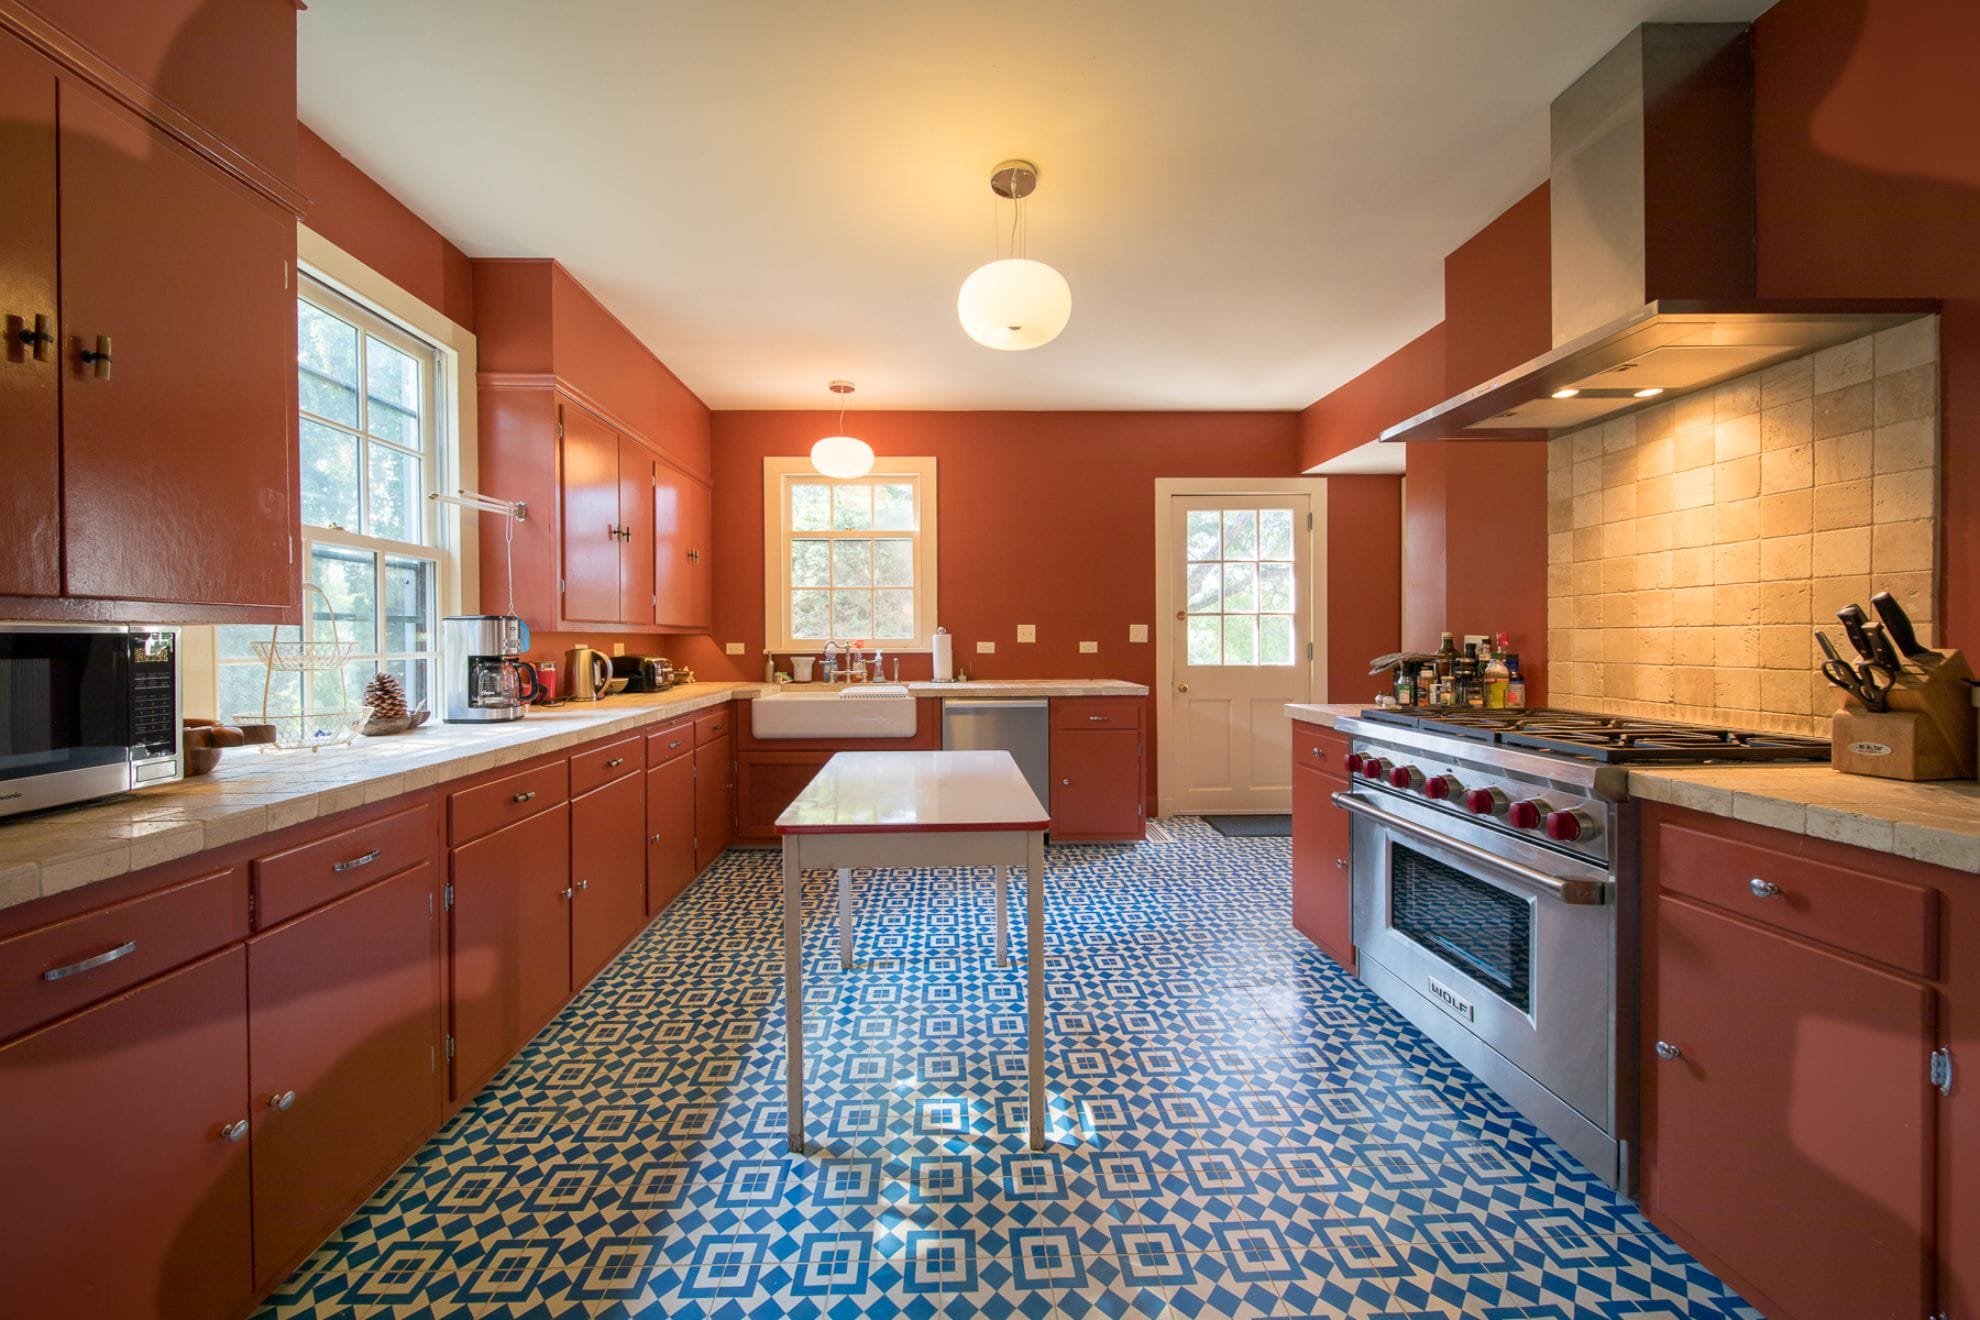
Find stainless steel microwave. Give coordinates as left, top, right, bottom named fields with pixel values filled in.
left=0, top=624, right=183, bottom=820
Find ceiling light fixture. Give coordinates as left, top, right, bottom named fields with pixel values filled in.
left=1551, top=387, right=1581, bottom=399
left=957, top=160, right=1071, bottom=351
left=1632, top=387, right=1665, bottom=398
left=810, top=380, right=874, bottom=480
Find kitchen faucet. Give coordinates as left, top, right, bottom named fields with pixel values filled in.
left=822, top=640, right=849, bottom=685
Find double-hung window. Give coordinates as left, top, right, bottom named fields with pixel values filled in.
left=215, top=277, right=446, bottom=737
left=763, top=456, right=938, bottom=652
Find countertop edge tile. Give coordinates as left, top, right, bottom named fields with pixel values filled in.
left=1285, top=703, right=1369, bottom=728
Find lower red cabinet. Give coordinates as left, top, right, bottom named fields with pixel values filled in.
left=1050, top=727, right=1144, bottom=840
left=1291, top=754, right=1353, bottom=970
left=694, top=732, right=736, bottom=870
left=571, top=773, right=648, bottom=985
left=646, top=749, right=696, bottom=911
left=247, top=863, right=442, bottom=1288
left=449, top=803, right=571, bottom=1096
left=0, top=947, right=253, bottom=1320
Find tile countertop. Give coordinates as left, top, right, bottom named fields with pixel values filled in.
left=0, top=677, right=1148, bottom=914
left=1285, top=703, right=1372, bottom=728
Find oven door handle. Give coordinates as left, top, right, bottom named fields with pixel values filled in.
left=1330, top=791, right=1610, bottom=907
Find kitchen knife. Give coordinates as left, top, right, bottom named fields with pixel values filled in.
left=1871, top=590, right=1934, bottom=660
left=1862, top=621, right=1903, bottom=674
left=1836, top=604, right=1876, bottom=661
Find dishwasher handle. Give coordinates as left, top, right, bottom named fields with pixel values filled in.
left=941, top=699, right=1049, bottom=712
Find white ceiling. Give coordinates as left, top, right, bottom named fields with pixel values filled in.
left=297, top=1, right=1772, bottom=412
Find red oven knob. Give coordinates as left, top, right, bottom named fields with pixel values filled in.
left=1508, top=800, right=1547, bottom=830
left=1545, top=810, right=1597, bottom=842
left=1425, top=774, right=1461, bottom=801
left=1344, top=752, right=1365, bottom=774
left=1464, top=787, right=1507, bottom=816
left=1387, top=765, right=1423, bottom=791
left=1359, top=757, right=1391, bottom=781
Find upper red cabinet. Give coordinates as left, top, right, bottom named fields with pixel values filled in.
left=0, top=33, right=60, bottom=598
left=654, top=459, right=712, bottom=630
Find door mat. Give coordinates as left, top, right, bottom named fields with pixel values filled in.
left=1204, top=814, right=1293, bottom=838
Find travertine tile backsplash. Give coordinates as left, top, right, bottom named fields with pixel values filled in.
left=1546, top=317, right=1939, bottom=736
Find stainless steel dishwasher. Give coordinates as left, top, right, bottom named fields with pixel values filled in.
left=941, top=698, right=1051, bottom=810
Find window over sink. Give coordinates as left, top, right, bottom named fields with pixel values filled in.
left=762, top=456, right=938, bottom=653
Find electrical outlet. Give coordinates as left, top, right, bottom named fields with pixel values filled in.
left=725, top=642, right=745, bottom=655
left=611, top=642, right=625, bottom=657
left=976, top=641, right=996, bottom=654
left=1016, top=624, right=1036, bottom=643
left=1079, top=640, right=1098, bottom=654
left=1129, top=623, right=1148, bottom=643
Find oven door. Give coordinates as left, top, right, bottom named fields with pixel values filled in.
left=1342, top=790, right=1614, bottom=1130
left=0, top=626, right=139, bottom=818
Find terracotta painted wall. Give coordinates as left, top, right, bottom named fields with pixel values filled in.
left=1442, top=184, right=1550, bottom=393
left=296, top=124, right=475, bottom=330
left=1752, top=0, right=1980, bottom=648
left=1298, top=325, right=1446, bottom=471
left=1325, top=477, right=1403, bottom=702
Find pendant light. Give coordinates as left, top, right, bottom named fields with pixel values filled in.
left=810, top=380, right=874, bottom=479
left=958, top=160, right=1072, bottom=351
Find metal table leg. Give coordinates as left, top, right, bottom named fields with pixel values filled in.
left=837, top=866, right=854, bottom=969
left=995, top=868, right=1009, bottom=966
left=784, top=839, right=806, bottom=1153
left=1025, top=831, right=1046, bottom=1150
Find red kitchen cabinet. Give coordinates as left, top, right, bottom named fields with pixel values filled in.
left=695, top=732, right=736, bottom=870
left=559, top=402, right=623, bottom=624
left=571, top=771, right=648, bottom=986
left=449, top=802, right=571, bottom=1097
left=646, top=745, right=697, bottom=911
left=738, top=750, right=836, bottom=840
left=246, top=862, right=442, bottom=1289
left=1050, top=727, right=1144, bottom=841
left=0, top=33, right=60, bottom=598
left=620, top=440, right=656, bottom=625
left=0, top=946, right=253, bottom=1320
left=654, top=460, right=712, bottom=630
left=1291, top=724, right=1353, bottom=970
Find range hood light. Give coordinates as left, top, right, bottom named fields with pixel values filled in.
left=1632, top=387, right=1664, bottom=398
left=1550, top=388, right=1581, bottom=399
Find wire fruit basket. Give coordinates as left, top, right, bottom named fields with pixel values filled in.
left=236, top=582, right=373, bottom=751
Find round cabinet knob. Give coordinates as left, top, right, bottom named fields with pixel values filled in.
left=1544, top=810, right=1597, bottom=843
left=650, top=833, right=663, bottom=844
left=1424, top=774, right=1461, bottom=801
left=1334, top=858, right=1347, bottom=870
left=220, top=1119, right=249, bottom=1143
left=1358, top=757, right=1391, bottom=782
left=1749, top=877, right=1781, bottom=899
left=1507, top=800, right=1547, bottom=830
left=1655, top=1041, right=1683, bottom=1061
left=577, top=879, right=590, bottom=892
left=1463, top=787, right=1507, bottom=816
left=268, top=1090, right=296, bottom=1112
left=1061, top=777, right=1071, bottom=786
left=1387, top=765, right=1423, bottom=791
left=1343, top=752, right=1365, bottom=774
left=561, top=887, right=575, bottom=900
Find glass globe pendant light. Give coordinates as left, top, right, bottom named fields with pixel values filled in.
left=958, top=160, right=1071, bottom=351
left=810, top=380, right=874, bottom=479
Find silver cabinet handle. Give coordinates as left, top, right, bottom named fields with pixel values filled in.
left=1334, top=858, right=1347, bottom=870
left=1749, top=877, right=1780, bottom=899
left=333, top=849, right=382, bottom=874
left=268, top=1090, right=296, bottom=1112
left=650, top=834, right=663, bottom=844
left=42, top=939, right=137, bottom=982
left=513, top=790, right=536, bottom=804
left=561, top=887, right=574, bottom=900
left=605, top=757, right=625, bottom=769
left=576, top=880, right=589, bottom=892
left=667, top=739, right=684, bottom=750
left=1088, top=715, right=1110, bottom=722
left=1655, top=1041, right=1683, bottom=1061
left=220, top=1119, right=248, bottom=1143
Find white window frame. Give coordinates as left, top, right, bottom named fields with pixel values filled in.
left=762, top=456, right=940, bottom=653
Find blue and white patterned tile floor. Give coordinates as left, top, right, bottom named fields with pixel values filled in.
left=259, top=817, right=1757, bottom=1319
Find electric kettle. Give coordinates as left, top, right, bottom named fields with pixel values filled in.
left=563, top=646, right=612, bottom=702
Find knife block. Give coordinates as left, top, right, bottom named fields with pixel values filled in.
left=1830, top=648, right=1977, bottom=781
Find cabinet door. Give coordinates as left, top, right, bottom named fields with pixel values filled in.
left=247, top=862, right=441, bottom=1287
left=653, top=461, right=696, bottom=628
left=646, top=751, right=697, bottom=912
left=1050, top=728, right=1143, bottom=840
left=737, top=750, right=833, bottom=839
left=1292, top=762, right=1353, bottom=969
left=619, top=438, right=656, bottom=625
left=58, top=80, right=294, bottom=608
left=695, top=733, right=735, bottom=870
left=685, top=477, right=714, bottom=628
left=1646, top=895, right=1934, bottom=1318
left=571, top=773, right=647, bottom=986
left=0, top=34, right=60, bottom=597
left=449, top=803, right=570, bottom=1096
left=0, top=947, right=252, bottom=1320
left=559, top=403, right=621, bottom=624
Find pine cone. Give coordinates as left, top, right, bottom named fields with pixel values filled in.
left=362, top=671, right=408, bottom=721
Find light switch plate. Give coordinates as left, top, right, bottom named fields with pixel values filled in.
left=1129, top=624, right=1149, bottom=643
left=977, top=641, right=996, bottom=654
left=1079, top=641, right=1098, bottom=654
left=611, top=642, right=625, bottom=657
left=725, top=642, right=745, bottom=655
left=1017, top=624, right=1036, bottom=643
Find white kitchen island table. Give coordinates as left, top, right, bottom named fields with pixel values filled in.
left=775, top=750, right=1051, bottom=1151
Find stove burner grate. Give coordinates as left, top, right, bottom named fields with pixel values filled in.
left=1356, top=707, right=1831, bottom=764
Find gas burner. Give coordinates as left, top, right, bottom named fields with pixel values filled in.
left=1357, top=707, right=1830, bottom=765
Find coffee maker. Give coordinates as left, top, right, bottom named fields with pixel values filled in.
left=441, top=614, right=543, bottom=722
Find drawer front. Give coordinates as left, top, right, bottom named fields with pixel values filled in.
left=1293, top=722, right=1352, bottom=776
left=0, top=865, right=247, bottom=1042
left=646, top=721, right=694, bottom=767
left=448, top=760, right=569, bottom=848
left=1653, top=820, right=1938, bottom=978
left=254, top=802, right=434, bottom=929
left=1052, top=698, right=1142, bottom=731
left=571, top=734, right=643, bottom=797
left=694, top=705, right=732, bottom=746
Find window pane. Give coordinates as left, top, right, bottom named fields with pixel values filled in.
left=1186, top=563, right=1222, bottom=614
left=791, top=483, right=831, bottom=532
left=309, top=545, right=377, bottom=649
left=832, top=485, right=872, bottom=531
left=1223, top=613, right=1258, bottom=665
left=1186, top=615, right=1221, bottom=666
left=874, top=589, right=914, bottom=640
left=217, top=623, right=297, bottom=661
left=366, top=336, right=421, bottom=445
left=832, top=589, right=872, bottom=639
left=791, top=589, right=831, bottom=640
left=298, top=302, right=358, bottom=425
left=832, top=539, right=872, bottom=587
left=873, top=539, right=913, bottom=587
left=1259, top=509, right=1295, bottom=561
left=368, top=401, right=419, bottom=448
left=220, top=663, right=297, bottom=724
left=1259, top=614, right=1295, bottom=666
left=791, top=539, right=830, bottom=588
left=1186, top=510, right=1221, bottom=561
left=1258, top=561, right=1294, bottom=614
left=383, top=554, right=433, bottom=655
left=874, top=483, right=915, bottom=531
left=367, top=444, right=421, bottom=544
left=385, top=658, right=432, bottom=715
left=1223, top=562, right=1257, bottom=614
left=1222, top=509, right=1258, bottom=559
left=299, top=420, right=359, bottom=531
left=312, top=666, right=360, bottom=719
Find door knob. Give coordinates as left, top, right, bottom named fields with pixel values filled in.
left=220, top=1119, right=248, bottom=1143
left=1655, top=1041, right=1683, bottom=1061
left=1177, top=683, right=1189, bottom=693
left=268, top=1090, right=296, bottom=1112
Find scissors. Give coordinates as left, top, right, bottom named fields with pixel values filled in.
left=1816, top=631, right=1892, bottom=710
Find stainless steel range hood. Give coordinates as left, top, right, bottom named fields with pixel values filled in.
left=1380, top=24, right=1934, bottom=446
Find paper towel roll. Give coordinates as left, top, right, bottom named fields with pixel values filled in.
left=932, top=628, right=954, bottom=682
